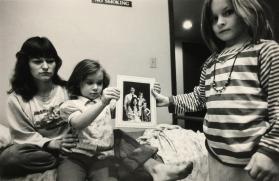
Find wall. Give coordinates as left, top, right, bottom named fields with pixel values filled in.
left=175, top=41, right=184, bottom=95
left=0, top=0, right=173, bottom=128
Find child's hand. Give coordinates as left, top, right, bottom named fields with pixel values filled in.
left=152, top=82, right=170, bottom=107
left=153, top=82, right=162, bottom=94
left=244, top=152, right=279, bottom=181
left=101, top=87, right=120, bottom=105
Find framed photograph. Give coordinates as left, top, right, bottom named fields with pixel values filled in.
left=115, top=75, right=157, bottom=128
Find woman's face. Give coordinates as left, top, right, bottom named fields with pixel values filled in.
left=29, top=57, right=56, bottom=82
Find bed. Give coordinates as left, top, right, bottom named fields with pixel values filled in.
left=0, top=124, right=209, bottom=181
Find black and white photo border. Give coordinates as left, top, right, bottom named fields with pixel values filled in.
left=115, top=75, right=157, bottom=128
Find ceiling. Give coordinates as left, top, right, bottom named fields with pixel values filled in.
left=172, top=0, right=205, bottom=43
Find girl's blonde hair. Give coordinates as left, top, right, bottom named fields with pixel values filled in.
left=201, top=0, right=274, bottom=52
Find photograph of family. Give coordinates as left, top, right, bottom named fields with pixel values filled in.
left=115, top=75, right=157, bottom=128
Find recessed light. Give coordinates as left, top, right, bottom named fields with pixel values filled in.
left=182, top=20, right=193, bottom=30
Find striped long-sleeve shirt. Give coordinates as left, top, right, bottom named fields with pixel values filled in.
left=170, top=39, right=279, bottom=166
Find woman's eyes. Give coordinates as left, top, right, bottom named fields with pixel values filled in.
left=30, top=58, right=55, bottom=64
left=46, top=58, right=55, bottom=64
left=31, top=60, right=44, bottom=64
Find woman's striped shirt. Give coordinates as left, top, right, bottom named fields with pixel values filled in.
left=170, top=40, right=279, bottom=166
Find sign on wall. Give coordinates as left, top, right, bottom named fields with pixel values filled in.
left=92, top=0, right=132, bottom=7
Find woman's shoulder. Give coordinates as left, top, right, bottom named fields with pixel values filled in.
left=53, top=85, right=69, bottom=99
left=6, top=91, right=31, bottom=113
left=7, top=91, right=24, bottom=105
left=55, top=85, right=68, bottom=94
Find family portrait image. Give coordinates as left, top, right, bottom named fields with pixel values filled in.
left=115, top=75, right=157, bottom=128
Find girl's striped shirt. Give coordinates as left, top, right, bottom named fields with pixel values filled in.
left=170, top=40, right=279, bottom=166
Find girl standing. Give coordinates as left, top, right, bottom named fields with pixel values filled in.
left=153, top=0, right=279, bottom=180
left=141, top=101, right=151, bottom=122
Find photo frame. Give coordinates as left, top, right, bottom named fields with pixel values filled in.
left=115, top=75, right=157, bottom=128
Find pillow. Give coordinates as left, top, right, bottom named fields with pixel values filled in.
left=0, top=123, right=12, bottom=149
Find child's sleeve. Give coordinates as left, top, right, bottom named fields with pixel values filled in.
left=7, top=94, right=52, bottom=147
left=169, top=61, right=208, bottom=115
left=257, top=40, right=279, bottom=159
left=60, top=100, right=82, bottom=125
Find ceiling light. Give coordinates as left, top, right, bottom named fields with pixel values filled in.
left=182, top=20, right=193, bottom=30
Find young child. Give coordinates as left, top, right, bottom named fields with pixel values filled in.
left=58, top=59, right=119, bottom=181
left=153, top=0, right=279, bottom=180
left=141, top=101, right=151, bottom=122
left=58, top=59, right=193, bottom=181
left=138, top=92, right=146, bottom=108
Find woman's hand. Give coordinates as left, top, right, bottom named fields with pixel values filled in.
left=101, top=87, right=120, bottom=105
left=47, top=133, right=78, bottom=154
left=245, top=152, right=279, bottom=181
left=152, top=82, right=170, bottom=107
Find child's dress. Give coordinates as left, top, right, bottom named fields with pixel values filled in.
left=60, top=96, right=114, bottom=157
left=127, top=106, right=141, bottom=122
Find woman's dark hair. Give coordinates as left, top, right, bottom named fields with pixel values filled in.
left=67, top=59, right=110, bottom=99
left=8, top=36, right=66, bottom=101
left=129, top=97, right=139, bottom=111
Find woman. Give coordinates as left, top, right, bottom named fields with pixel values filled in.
left=127, top=97, right=141, bottom=121
left=0, top=36, right=77, bottom=177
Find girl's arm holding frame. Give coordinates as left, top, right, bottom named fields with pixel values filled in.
left=65, top=87, right=120, bottom=130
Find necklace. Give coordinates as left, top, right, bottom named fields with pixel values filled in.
left=211, top=42, right=251, bottom=94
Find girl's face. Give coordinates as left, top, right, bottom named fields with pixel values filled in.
left=80, top=70, right=104, bottom=100
left=211, top=0, right=249, bottom=47
left=29, top=57, right=56, bottom=82
left=143, top=103, right=147, bottom=108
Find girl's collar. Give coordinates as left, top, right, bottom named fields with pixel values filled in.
left=218, top=40, right=252, bottom=57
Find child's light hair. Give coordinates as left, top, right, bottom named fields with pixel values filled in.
left=201, top=0, right=274, bottom=52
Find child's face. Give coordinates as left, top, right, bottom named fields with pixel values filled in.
left=80, top=70, right=104, bottom=100
left=211, top=0, right=248, bottom=47
left=143, top=103, right=147, bottom=108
